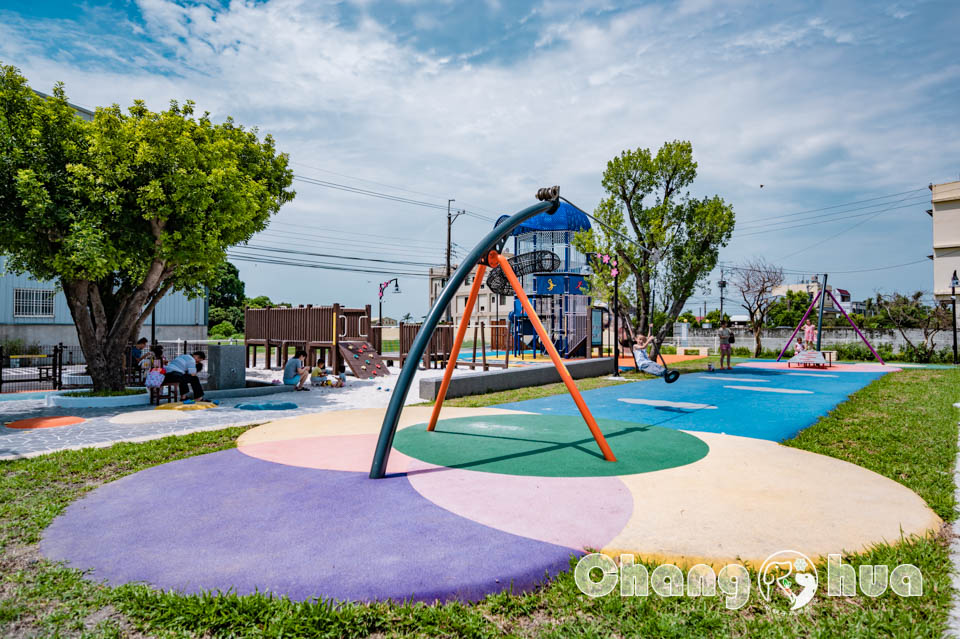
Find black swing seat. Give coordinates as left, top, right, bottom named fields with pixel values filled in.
left=664, top=369, right=680, bottom=384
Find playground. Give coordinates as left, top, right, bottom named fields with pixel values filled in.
left=2, top=196, right=955, bottom=636
left=36, top=356, right=941, bottom=606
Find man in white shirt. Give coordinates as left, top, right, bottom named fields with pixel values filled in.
left=164, top=351, right=206, bottom=401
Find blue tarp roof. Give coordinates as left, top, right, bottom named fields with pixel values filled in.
left=495, top=202, right=592, bottom=236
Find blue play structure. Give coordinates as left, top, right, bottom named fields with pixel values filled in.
left=497, top=202, right=595, bottom=358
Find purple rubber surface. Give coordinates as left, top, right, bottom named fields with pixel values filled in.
left=41, top=449, right=578, bottom=603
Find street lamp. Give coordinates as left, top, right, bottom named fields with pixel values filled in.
left=951, top=270, right=959, bottom=365
left=378, top=279, right=401, bottom=328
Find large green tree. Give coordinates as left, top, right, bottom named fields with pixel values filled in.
left=574, top=140, right=735, bottom=351
left=0, top=65, right=294, bottom=390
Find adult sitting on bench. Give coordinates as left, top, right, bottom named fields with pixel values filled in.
left=163, top=351, right=206, bottom=402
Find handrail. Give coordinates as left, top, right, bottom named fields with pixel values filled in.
left=369, top=198, right=558, bottom=478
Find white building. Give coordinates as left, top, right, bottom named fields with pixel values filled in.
left=428, top=256, right=514, bottom=327
left=930, top=180, right=960, bottom=302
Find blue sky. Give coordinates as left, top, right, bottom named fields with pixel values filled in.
left=1, top=0, right=959, bottom=318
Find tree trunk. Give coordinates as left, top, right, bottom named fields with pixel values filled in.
left=63, top=278, right=166, bottom=392
left=754, top=328, right=763, bottom=358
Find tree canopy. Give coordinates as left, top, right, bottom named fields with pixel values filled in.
left=0, top=64, right=295, bottom=389
left=573, top=140, right=735, bottom=350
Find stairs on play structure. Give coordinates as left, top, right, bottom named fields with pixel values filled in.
left=338, top=341, right=391, bottom=380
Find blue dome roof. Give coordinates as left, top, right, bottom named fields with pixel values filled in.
left=495, top=202, right=592, bottom=236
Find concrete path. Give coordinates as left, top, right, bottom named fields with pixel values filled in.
left=0, top=366, right=467, bottom=460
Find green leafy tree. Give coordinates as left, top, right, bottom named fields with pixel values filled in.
left=702, top=309, right=730, bottom=326
left=0, top=65, right=294, bottom=390
left=245, top=295, right=274, bottom=309
left=766, top=289, right=811, bottom=328
left=574, top=141, right=735, bottom=352
left=208, top=261, right=246, bottom=331
left=881, top=291, right=949, bottom=359
left=209, top=261, right=245, bottom=309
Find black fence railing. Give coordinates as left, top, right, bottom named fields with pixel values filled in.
left=0, top=340, right=213, bottom=394
left=0, top=343, right=63, bottom=394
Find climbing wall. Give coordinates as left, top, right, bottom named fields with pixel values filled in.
left=338, top=342, right=391, bottom=380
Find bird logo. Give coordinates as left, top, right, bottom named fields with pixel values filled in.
left=547, top=278, right=556, bottom=291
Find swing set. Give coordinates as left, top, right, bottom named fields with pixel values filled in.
left=775, top=276, right=885, bottom=366
left=369, top=188, right=618, bottom=478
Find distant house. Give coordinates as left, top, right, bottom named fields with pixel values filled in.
left=772, top=276, right=852, bottom=317
left=0, top=256, right=207, bottom=346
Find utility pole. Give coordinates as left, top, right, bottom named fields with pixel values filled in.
left=445, top=199, right=456, bottom=323
left=718, top=269, right=726, bottom=321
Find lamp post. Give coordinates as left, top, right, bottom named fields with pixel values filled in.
left=378, top=278, right=401, bottom=328
left=951, top=270, right=959, bottom=365
left=612, top=260, right=620, bottom=377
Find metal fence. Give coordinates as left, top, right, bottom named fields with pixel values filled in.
left=0, top=340, right=214, bottom=394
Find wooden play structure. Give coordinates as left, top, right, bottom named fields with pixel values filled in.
left=450, top=321, right=510, bottom=371
left=245, top=304, right=388, bottom=379
left=398, top=322, right=454, bottom=369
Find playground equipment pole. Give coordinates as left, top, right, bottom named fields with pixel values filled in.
left=427, top=264, right=486, bottom=431
left=815, top=274, right=828, bottom=352
left=775, top=291, right=822, bottom=361
left=825, top=288, right=885, bottom=364
left=495, top=252, right=616, bottom=462
left=613, top=267, right=620, bottom=377
left=370, top=198, right=558, bottom=479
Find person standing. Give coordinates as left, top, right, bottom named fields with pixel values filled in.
left=802, top=319, right=818, bottom=350
left=163, top=351, right=206, bottom=401
left=717, top=321, right=733, bottom=370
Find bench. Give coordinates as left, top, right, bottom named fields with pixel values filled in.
left=149, top=383, right=180, bottom=405
left=677, top=346, right=709, bottom=357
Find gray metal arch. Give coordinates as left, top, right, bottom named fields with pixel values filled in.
left=369, top=199, right=558, bottom=479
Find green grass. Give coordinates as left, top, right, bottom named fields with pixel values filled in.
left=61, top=388, right=147, bottom=398
left=0, top=368, right=957, bottom=637
left=785, top=367, right=960, bottom=521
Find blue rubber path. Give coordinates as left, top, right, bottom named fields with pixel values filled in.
left=499, top=367, right=887, bottom=441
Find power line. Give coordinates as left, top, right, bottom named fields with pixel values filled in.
left=288, top=160, right=504, bottom=218
left=734, top=195, right=930, bottom=232
left=228, top=253, right=431, bottom=278
left=292, top=174, right=498, bottom=222
left=265, top=221, right=452, bottom=250
left=236, top=243, right=445, bottom=268
left=735, top=187, right=928, bottom=227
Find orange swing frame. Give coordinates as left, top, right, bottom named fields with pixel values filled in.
left=426, top=250, right=617, bottom=462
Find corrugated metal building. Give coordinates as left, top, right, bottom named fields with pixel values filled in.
left=0, top=257, right=207, bottom=346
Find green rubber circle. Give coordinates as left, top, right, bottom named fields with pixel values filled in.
left=393, top=415, right=709, bottom=477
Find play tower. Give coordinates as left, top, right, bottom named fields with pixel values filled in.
left=496, top=202, right=593, bottom=358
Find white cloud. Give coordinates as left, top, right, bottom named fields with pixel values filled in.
left=1, top=0, right=957, bottom=310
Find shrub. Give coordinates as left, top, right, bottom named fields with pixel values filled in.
left=732, top=346, right=752, bottom=357
left=209, top=321, right=237, bottom=339
left=660, top=344, right=677, bottom=354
